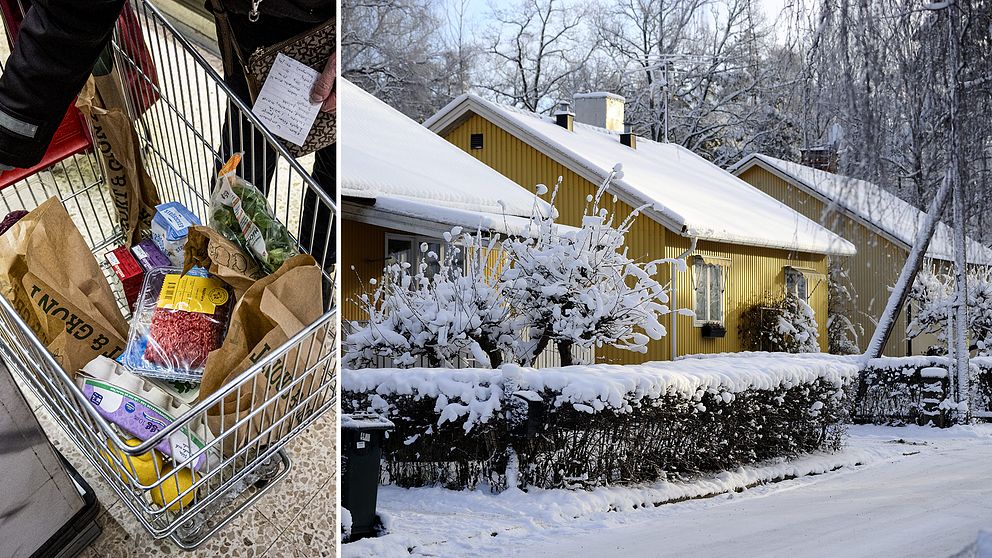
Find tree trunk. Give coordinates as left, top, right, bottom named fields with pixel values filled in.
left=477, top=336, right=504, bottom=368
left=525, top=331, right=552, bottom=367
left=558, top=340, right=574, bottom=366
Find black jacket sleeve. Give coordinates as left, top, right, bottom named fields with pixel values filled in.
left=0, top=0, right=125, bottom=168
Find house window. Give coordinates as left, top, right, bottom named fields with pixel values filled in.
left=693, top=259, right=725, bottom=325
left=470, top=133, right=484, bottom=149
left=385, top=234, right=444, bottom=278
left=785, top=267, right=809, bottom=301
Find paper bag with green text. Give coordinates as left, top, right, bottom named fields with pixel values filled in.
left=0, top=198, right=129, bottom=375
left=200, top=254, right=329, bottom=454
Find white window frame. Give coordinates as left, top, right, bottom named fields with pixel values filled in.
left=692, top=257, right=727, bottom=326
left=384, top=233, right=446, bottom=274
left=784, top=266, right=824, bottom=305
left=785, top=266, right=810, bottom=301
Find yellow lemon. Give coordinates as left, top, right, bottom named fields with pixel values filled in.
left=150, top=466, right=198, bottom=512
left=103, top=438, right=163, bottom=486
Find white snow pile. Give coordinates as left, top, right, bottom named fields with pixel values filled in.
left=344, top=353, right=860, bottom=430
left=343, top=367, right=505, bottom=432
left=339, top=79, right=553, bottom=235
left=504, top=354, right=857, bottom=413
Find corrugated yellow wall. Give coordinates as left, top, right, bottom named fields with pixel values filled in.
left=342, top=218, right=391, bottom=322
left=443, top=113, right=831, bottom=362
left=737, top=165, right=912, bottom=356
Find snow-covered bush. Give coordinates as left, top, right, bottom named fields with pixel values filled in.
left=827, top=260, right=862, bottom=355
left=344, top=231, right=515, bottom=369
left=503, top=167, right=675, bottom=366
left=739, top=292, right=820, bottom=353
left=344, top=164, right=677, bottom=368
left=909, top=266, right=992, bottom=356
left=342, top=355, right=854, bottom=491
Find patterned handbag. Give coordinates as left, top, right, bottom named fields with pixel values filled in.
left=209, top=0, right=335, bottom=158
left=242, top=18, right=335, bottom=157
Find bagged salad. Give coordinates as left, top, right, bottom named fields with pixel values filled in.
left=122, top=267, right=233, bottom=381
left=209, top=154, right=298, bottom=274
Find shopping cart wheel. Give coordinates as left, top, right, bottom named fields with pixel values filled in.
left=175, top=518, right=203, bottom=545
left=253, top=454, right=282, bottom=485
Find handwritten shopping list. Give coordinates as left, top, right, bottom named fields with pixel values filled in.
left=253, top=53, right=323, bottom=147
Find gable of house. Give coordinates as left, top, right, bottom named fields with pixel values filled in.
left=734, top=161, right=935, bottom=356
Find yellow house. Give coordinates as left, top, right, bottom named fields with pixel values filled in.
left=424, top=93, right=856, bottom=363
left=339, top=80, right=552, bottom=326
left=732, top=154, right=992, bottom=356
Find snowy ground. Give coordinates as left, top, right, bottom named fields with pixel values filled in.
left=343, top=424, right=992, bottom=558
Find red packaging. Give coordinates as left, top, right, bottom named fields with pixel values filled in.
left=106, top=246, right=144, bottom=311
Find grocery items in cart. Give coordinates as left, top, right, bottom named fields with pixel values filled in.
left=132, top=239, right=171, bottom=271
left=0, top=1, right=337, bottom=548
left=122, top=267, right=233, bottom=382
left=80, top=356, right=210, bottom=471
left=106, top=246, right=144, bottom=311
left=0, top=198, right=129, bottom=374
left=210, top=154, right=300, bottom=274
left=151, top=201, right=201, bottom=267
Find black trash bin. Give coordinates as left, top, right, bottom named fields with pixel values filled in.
left=341, top=412, right=394, bottom=541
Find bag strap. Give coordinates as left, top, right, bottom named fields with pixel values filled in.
left=205, top=0, right=250, bottom=81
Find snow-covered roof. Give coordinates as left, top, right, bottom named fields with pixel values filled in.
left=425, top=94, right=856, bottom=256
left=733, top=154, right=992, bottom=265
left=340, top=80, right=551, bottom=236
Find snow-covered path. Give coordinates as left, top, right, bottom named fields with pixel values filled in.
left=343, top=425, right=992, bottom=557
left=535, top=428, right=992, bottom=558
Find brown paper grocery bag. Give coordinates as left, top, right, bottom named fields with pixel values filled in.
left=76, top=78, right=161, bottom=246
left=0, top=198, right=128, bottom=374
left=200, top=255, right=326, bottom=453
left=183, top=226, right=266, bottom=300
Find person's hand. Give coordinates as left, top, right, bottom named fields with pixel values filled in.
left=310, top=52, right=335, bottom=113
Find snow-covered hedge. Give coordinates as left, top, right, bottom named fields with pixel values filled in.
left=342, top=354, right=856, bottom=491
left=852, top=356, right=992, bottom=424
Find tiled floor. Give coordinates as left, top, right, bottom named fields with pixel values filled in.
left=18, top=374, right=337, bottom=557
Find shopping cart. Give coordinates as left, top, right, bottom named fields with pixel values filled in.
left=0, top=1, right=337, bottom=550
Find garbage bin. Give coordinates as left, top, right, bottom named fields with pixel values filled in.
left=341, top=412, right=394, bottom=541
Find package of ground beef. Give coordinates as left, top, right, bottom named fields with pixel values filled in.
left=122, top=266, right=233, bottom=381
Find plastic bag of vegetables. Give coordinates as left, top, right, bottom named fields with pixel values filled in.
left=209, top=154, right=299, bottom=274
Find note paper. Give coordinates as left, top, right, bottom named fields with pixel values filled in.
left=252, top=53, right=323, bottom=147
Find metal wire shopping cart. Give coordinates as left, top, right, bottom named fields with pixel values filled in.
left=0, top=1, right=337, bottom=550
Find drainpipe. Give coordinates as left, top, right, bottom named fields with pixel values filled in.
left=670, top=236, right=698, bottom=360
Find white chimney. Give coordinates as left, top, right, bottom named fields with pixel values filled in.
left=573, top=92, right=625, bottom=132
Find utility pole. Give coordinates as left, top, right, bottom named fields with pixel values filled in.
left=945, top=0, right=970, bottom=408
